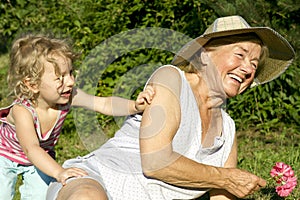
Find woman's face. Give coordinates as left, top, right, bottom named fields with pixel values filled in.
left=207, top=41, right=261, bottom=98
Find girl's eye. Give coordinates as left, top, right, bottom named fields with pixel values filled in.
left=70, top=70, right=74, bottom=76
left=56, top=75, right=64, bottom=88
left=57, top=75, right=64, bottom=82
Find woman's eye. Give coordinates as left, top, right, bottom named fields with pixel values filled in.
left=236, top=53, right=243, bottom=57
left=252, top=63, right=258, bottom=69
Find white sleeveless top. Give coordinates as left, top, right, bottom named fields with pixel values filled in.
left=93, top=65, right=236, bottom=199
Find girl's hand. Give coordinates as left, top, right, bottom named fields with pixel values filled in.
left=135, top=85, right=155, bottom=112
left=56, top=167, right=88, bottom=186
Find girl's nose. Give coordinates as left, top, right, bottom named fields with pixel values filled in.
left=65, top=75, right=75, bottom=87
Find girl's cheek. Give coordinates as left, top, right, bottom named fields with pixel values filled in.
left=56, top=81, right=64, bottom=92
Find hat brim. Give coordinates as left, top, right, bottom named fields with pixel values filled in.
left=172, top=27, right=295, bottom=86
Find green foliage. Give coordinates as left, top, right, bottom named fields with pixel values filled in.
left=0, top=1, right=299, bottom=198
left=1, top=0, right=298, bottom=135
left=0, top=54, right=12, bottom=106
left=236, top=129, right=300, bottom=200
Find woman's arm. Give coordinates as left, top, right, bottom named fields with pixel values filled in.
left=12, top=105, right=87, bottom=185
left=71, top=87, right=154, bottom=116
left=209, top=135, right=238, bottom=200
left=139, top=67, right=266, bottom=199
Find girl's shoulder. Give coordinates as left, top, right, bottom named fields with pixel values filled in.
left=12, top=99, right=36, bottom=115
left=0, top=99, right=34, bottom=125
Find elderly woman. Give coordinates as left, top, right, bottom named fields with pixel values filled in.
left=47, top=15, right=295, bottom=200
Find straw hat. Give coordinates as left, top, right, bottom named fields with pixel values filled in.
left=172, top=15, right=295, bottom=87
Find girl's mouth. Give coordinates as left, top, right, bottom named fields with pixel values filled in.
left=61, top=90, right=72, bottom=98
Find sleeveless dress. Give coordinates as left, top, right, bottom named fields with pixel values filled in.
left=92, top=65, right=235, bottom=199
left=51, top=65, right=235, bottom=200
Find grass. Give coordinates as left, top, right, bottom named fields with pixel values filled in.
left=236, top=128, right=300, bottom=200
left=13, top=126, right=300, bottom=200
left=0, top=53, right=298, bottom=200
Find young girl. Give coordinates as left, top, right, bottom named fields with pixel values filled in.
left=0, top=33, right=154, bottom=200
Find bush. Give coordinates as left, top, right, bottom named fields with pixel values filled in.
left=0, top=0, right=299, bottom=135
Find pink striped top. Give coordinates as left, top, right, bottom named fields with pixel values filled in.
left=0, top=99, right=70, bottom=165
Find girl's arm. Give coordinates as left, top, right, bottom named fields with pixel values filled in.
left=71, top=86, right=154, bottom=116
left=11, top=105, right=87, bottom=185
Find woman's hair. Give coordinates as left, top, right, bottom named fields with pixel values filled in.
left=175, top=33, right=269, bottom=74
left=8, top=33, right=79, bottom=101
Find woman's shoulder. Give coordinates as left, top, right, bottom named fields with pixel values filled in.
left=149, top=65, right=183, bottom=85
left=146, top=65, right=183, bottom=98
left=154, top=64, right=182, bottom=75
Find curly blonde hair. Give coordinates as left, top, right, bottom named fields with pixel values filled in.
left=8, top=33, right=79, bottom=102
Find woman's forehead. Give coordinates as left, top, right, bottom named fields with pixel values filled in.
left=215, top=41, right=262, bottom=55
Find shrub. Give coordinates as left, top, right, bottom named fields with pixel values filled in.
left=0, top=0, right=298, bottom=135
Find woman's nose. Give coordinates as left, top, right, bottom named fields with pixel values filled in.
left=240, top=60, right=255, bottom=75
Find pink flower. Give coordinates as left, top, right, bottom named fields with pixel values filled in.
left=275, top=177, right=297, bottom=197
left=270, top=162, right=297, bottom=197
left=270, top=162, right=293, bottom=177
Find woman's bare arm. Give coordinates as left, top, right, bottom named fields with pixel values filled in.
left=139, top=66, right=265, bottom=199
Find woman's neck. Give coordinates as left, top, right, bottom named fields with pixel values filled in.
left=186, top=72, right=222, bottom=109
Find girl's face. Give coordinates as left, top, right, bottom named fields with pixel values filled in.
left=207, top=41, right=261, bottom=98
left=36, top=54, right=75, bottom=107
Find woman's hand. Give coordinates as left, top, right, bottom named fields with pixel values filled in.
left=55, top=167, right=88, bottom=186
left=221, top=168, right=266, bottom=198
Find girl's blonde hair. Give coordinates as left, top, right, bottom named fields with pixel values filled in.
left=175, top=33, right=269, bottom=74
left=8, top=33, right=78, bottom=101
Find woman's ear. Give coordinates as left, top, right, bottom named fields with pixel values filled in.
left=200, top=50, right=210, bottom=65
left=23, top=78, right=39, bottom=94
